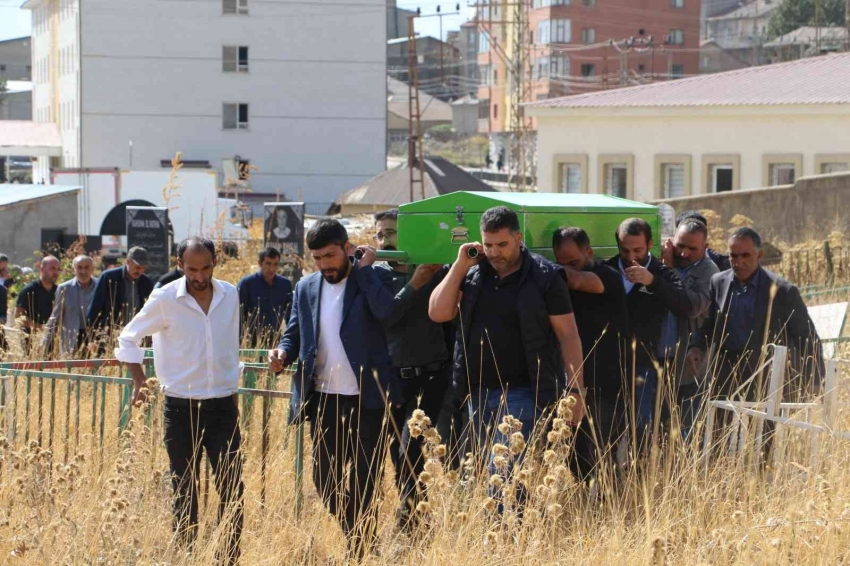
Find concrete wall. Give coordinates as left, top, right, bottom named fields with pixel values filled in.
left=0, top=191, right=79, bottom=264
left=652, top=172, right=850, bottom=245
left=532, top=105, right=850, bottom=202
left=0, top=37, right=32, bottom=81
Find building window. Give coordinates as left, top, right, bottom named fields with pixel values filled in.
left=479, top=32, right=490, bottom=53
left=223, top=46, right=249, bottom=72
left=223, top=103, right=249, bottom=129
left=559, top=163, right=583, bottom=193
left=769, top=163, right=796, bottom=186
left=710, top=165, right=734, bottom=193
left=671, top=64, right=685, bottom=78
left=580, top=63, right=595, bottom=77
left=603, top=164, right=628, bottom=198
left=534, top=56, right=550, bottom=80
left=821, top=162, right=849, bottom=174
left=479, top=99, right=490, bottom=119
left=537, top=21, right=550, bottom=44
left=493, top=103, right=498, bottom=119
left=493, top=69, right=498, bottom=83
left=669, top=29, right=685, bottom=45
left=550, top=54, right=569, bottom=78
left=671, top=0, right=684, bottom=7
left=223, top=0, right=249, bottom=15
left=763, top=154, right=801, bottom=187
left=581, top=28, right=596, bottom=44
left=638, top=64, right=646, bottom=72
left=552, top=19, right=571, bottom=43
left=582, top=0, right=596, bottom=5
left=661, top=163, right=686, bottom=198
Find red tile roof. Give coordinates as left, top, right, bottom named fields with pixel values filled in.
left=526, top=53, right=850, bottom=110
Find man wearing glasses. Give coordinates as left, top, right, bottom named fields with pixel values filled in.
left=372, top=209, right=451, bottom=531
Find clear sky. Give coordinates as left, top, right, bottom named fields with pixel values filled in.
left=0, top=2, right=468, bottom=43
left=0, top=2, right=31, bottom=42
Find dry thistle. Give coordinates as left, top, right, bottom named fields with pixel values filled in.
left=651, top=537, right=667, bottom=566
left=493, top=456, right=509, bottom=471
left=489, top=474, right=505, bottom=490
left=433, top=444, right=447, bottom=458
left=483, top=497, right=498, bottom=513
left=492, top=443, right=509, bottom=458
left=498, top=422, right=512, bottom=435
left=416, top=501, right=432, bottom=515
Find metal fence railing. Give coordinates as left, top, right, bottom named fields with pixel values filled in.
left=0, top=351, right=305, bottom=517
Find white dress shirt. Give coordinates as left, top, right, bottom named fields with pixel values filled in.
left=313, top=277, right=360, bottom=396
left=115, top=277, right=241, bottom=399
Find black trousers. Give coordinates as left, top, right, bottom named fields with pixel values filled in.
left=163, top=395, right=244, bottom=563
left=570, top=388, right=625, bottom=483
left=389, top=365, right=448, bottom=526
left=435, top=385, right=469, bottom=472
left=309, top=392, right=388, bottom=555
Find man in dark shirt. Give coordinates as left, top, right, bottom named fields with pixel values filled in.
left=0, top=254, right=12, bottom=288
left=155, top=266, right=183, bottom=289
left=16, top=256, right=60, bottom=355
left=372, top=208, right=448, bottom=529
left=237, top=247, right=293, bottom=349
left=430, top=206, right=584, bottom=510
left=605, top=218, right=694, bottom=449
left=0, top=273, right=7, bottom=356
left=676, top=210, right=731, bottom=272
left=553, top=227, right=628, bottom=481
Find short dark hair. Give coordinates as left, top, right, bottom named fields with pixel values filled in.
left=676, top=209, right=708, bottom=228
left=306, top=219, right=349, bottom=250
left=374, top=209, right=399, bottom=223
left=0, top=254, right=8, bottom=263
left=552, top=227, right=591, bottom=250
left=177, top=237, right=216, bottom=261
left=258, top=246, right=281, bottom=263
left=616, top=218, right=653, bottom=244
left=729, top=227, right=762, bottom=250
left=480, top=206, right=520, bottom=233
left=676, top=218, right=708, bottom=239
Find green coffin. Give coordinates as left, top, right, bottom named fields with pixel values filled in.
left=393, top=191, right=660, bottom=264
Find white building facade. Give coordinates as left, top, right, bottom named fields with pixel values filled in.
left=24, top=0, right=387, bottom=211
left=526, top=54, right=850, bottom=202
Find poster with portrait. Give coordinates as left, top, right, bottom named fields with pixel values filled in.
left=264, top=202, right=305, bottom=281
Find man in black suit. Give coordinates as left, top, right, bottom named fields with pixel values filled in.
left=87, top=247, right=155, bottom=348
left=687, top=227, right=823, bottom=405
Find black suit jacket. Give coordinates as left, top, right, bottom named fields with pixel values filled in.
left=86, top=266, right=155, bottom=330
left=692, top=267, right=824, bottom=386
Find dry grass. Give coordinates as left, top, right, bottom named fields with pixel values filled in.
left=1, top=343, right=850, bottom=565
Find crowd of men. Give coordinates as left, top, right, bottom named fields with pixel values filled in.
left=0, top=207, right=824, bottom=563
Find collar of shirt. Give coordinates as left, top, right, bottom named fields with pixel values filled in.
left=618, top=254, right=652, bottom=293
left=733, top=268, right=760, bottom=292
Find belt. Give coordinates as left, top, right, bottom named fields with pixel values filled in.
left=164, top=393, right=238, bottom=409
left=399, top=361, right=445, bottom=379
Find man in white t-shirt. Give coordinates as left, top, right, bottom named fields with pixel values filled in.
left=269, top=219, right=400, bottom=559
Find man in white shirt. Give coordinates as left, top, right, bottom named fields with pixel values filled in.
left=269, top=219, right=401, bottom=559
left=115, top=238, right=243, bottom=564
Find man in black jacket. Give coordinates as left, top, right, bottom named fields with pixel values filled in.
left=605, top=218, right=694, bottom=447
left=87, top=247, right=155, bottom=348
left=553, top=227, right=628, bottom=481
left=687, top=227, right=823, bottom=403
left=430, top=206, right=584, bottom=510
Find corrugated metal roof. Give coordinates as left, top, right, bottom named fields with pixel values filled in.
left=526, top=53, right=850, bottom=110
left=0, top=184, right=81, bottom=208
left=337, top=157, right=495, bottom=208
left=387, top=77, right=452, bottom=123
left=763, top=26, right=848, bottom=48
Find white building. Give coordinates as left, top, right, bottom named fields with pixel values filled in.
left=23, top=0, right=387, bottom=212
left=526, top=53, right=850, bottom=201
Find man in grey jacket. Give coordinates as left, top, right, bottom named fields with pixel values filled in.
left=658, top=218, right=719, bottom=439
left=42, top=256, right=98, bottom=358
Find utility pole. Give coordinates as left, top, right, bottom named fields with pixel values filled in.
left=508, top=0, right=533, bottom=192
left=407, top=13, right=426, bottom=202
left=846, top=0, right=850, bottom=52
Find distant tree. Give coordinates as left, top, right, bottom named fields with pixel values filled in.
left=767, top=0, right=846, bottom=39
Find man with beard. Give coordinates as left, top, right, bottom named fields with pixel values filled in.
left=430, top=206, right=584, bottom=511
left=42, top=256, right=99, bottom=358
left=605, top=218, right=693, bottom=449
left=116, top=238, right=244, bottom=564
left=268, top=219, right=401, bottom=558
left=675, top=210, right=731, bottom=272
left=371, top=208, right=449, bottom=530
left=658, top=219, right=718, bottom=439
left=552, top=227, right=628, bottom=481
left=16, top=255, right=61, bottom=355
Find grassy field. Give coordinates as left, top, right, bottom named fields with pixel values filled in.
left=1, top=215, right=849, bottom=564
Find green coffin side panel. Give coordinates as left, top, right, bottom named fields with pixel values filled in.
left=397, top=192, right=659, bottom=265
